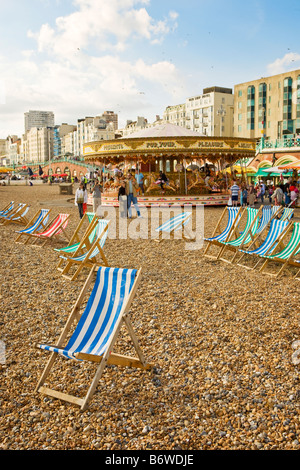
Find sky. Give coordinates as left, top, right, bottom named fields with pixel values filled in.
left=1, top=0, right=300, bottom=138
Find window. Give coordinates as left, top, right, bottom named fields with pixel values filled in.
left=238, top=102, right=242, bottom=109
left=238, top=125, right=242, bottom=132
left=238, top=113, right=242, bottom=121
left=238, top=90, right=242, bottom=97
left=247, top=85, right=255, bottom=130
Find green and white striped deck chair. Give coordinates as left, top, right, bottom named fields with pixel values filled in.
left=59, top=219, right=110, bottom=281
left=259, top=222, right=300, bottom=278
left=256, top=205, right=281, bottom=236
left=55, top=212, right=97, bottom=271
left=35, top=265, right=153, bottom=410
left=279, top=207, right=294, bottom=222
left=217, top=207, right=262, bottom=263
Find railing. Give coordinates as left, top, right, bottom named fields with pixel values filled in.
left=257, top=137, right=300, bottom=152
left=13, top=157, right=96, bottom=169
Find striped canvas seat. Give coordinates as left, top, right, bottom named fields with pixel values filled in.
left=29, top=213, right=70, bottom=247
left=38, top=267, right=138, bottom=360
left=259, top=222, right=300, bottom=278
left=0, top=203, right=29, bottom=226
left=0, top=201, right=14, bottom=218
left=36, top=266, right=152, bottom=410
left=279, top=207, right=294, bottom=221
left=59, top=219, right=109, bottom=280
left=237, top=219, right=290, bottom=270
left=204, top=207, right=241, bottom=243
left=256, top=205, right=280, bottom=235
left=54, top=212, right=96, bottom=255
left=155, top=212, right=192, bottom=233
left=15, top=209, right=50, bottom=243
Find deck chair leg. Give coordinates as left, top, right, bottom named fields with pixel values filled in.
left=81, top=360, right=107, bottom=411
left=35, top=351, right=59, bottom=392
left=259, top=258, right=269, bottom=273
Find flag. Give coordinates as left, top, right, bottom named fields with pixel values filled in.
left=39, top=165, right=43, bottom=176
left=28, top=167, right=33, bottom=176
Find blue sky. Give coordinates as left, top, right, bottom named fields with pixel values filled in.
left=1, top=0, right=300, bottom=138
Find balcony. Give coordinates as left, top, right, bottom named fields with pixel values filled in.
left=257, top=136, right=300, bottom=153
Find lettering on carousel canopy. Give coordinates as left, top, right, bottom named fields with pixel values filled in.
left=198, top=141, right=224, bottom=148
left=103, top=144, right=126, bottom=151
left=146, top=141, right=176, bottom=149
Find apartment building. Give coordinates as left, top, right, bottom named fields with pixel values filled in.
left=163, top=87, right=234, bottom=137
left=234, top=68, right=300, bottom=140
left=24, top=110, right=55, bottom=132
left=53, top=123, right=77, bottom=158
left=21, top=127, right=53, bottom=163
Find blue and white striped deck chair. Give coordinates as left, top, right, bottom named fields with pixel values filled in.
left=0, top=203, right=29, bottom=226
left=203, top=206, right=243, bottom=258
left=155, top=212, right=192, bottom=241
left=236, top=218, right=291, bottom=270
left=15, top=208, right=50, bottom=244
left=59, top=219, right=110, bottom=281
left=0, top=201, right=14, bottom=218
left=256, top=205, right=281, bottom=236
left=36, top=266, right=152, bottom=410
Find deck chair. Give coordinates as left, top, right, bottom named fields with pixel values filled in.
left=256, top=205, right=281, bottom=236
left=29, top=213, right=70, bottom=247
left=35, top=265, right=153, bottom=411
left=154, top=211, right=192, bottom=242
left=15, top=208, right=51, bottom=244
left=279, top=207, right=294, bottom=222
left=0, top=203, right=29, bottom=226
left=216, top=207, right=262, bottom=263
left=236, top=218, right=291, bottom=270
left=203, top=206, right=243, bottom=259
left=54, top=212, right=97, bottom=270
left=0, top=201, right=14, bottom=218
left=59, top=219, right=110, bottom=281
left=259, top=222, right=300, bottom=278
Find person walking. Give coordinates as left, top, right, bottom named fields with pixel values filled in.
left=125, top=173, right=142, bottom=218
left=75, top=182, right=88, bottom=219
left=118, top=180, right=127, bottom=218
left=92, top=181, right=102, bottom=216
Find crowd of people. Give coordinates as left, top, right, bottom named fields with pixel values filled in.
left=74, top=168, right=146, bottom=220
left=229, top=178, right=299, bottom=207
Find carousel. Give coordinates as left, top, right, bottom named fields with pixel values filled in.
left=83, top=123, right=256, bottom=207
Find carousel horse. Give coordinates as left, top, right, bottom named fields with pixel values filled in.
left=187, top=171, right=205, bottom=191
left=146, top=175, right=176, bottom=193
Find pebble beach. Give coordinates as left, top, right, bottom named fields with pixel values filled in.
left=0, top=183, right=300, bottom=451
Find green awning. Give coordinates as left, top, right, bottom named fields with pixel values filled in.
left=254, top=168, right=271, bottom=177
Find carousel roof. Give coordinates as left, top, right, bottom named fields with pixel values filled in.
left=120, top=122, right=203, bottom=139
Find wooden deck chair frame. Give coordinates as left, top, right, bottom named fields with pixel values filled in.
left=216, top=206, right=262, bottom=263
left=259, top=222, right=300, bottom=278
left=236, top=219, right=293, bottom=271
left=35, top=265, right=153, bottom=411
left=154, top=211, right=193, bottom=243
left=29, top=213, right=70, bottom=247
left=60, top=220, right=110, bottom=281
left=15, top=208, right=51, bottom=244
left=0, top=201, right=14, bottom=218
left=203, top=206, right=244, bottom=259
left=56, top=213, right=97, bottom=271
left=0, top=203, right=28, bottom=225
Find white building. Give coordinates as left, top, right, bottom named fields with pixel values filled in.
left=163, top=87, right=234, bottom=137
left=21, top=127, right=53, bottom=163
left=24, top=110, right=55, bottom=133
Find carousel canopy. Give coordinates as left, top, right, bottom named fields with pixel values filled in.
left=121, top=122, right=203, bottom=139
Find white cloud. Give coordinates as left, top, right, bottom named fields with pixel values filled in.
left=28, top=0, right=178, bottom=59
left=0, top=1, right=183, bottom=137
left=267, top=52, right=300, bottom=76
